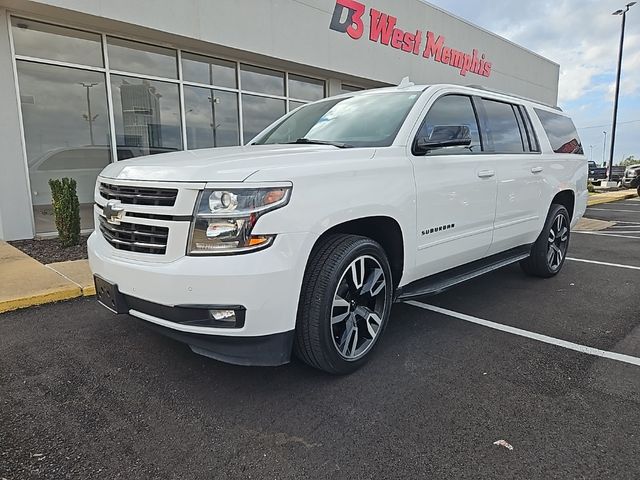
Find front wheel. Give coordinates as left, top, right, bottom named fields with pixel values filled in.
left=520, top=204, right=571, bottom=278
left=294, top=234, right=393, bottom=374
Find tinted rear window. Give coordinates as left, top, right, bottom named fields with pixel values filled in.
left=535, top=109, right=583, bottom=154
left=482, top=99, right=525, bottom=153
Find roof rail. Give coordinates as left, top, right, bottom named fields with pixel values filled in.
left=465, top=84, right=563, bottom=112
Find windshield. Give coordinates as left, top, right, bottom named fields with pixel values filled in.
left=253, top=91, right=421, bottom=148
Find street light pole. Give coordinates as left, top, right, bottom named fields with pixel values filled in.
left=608, top=2, right=636, bottom=181
left=602, top=131, right=607, bottom=166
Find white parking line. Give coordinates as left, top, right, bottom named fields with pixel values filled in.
left=406, top=301, right=640, bottom=367
left=567, top=257, right=640, bottom=271
left=587, top=208, right=640, bottom=213
left=590, top=230, right=640, bottom=234
left=573, top=231, right=640, bottom=239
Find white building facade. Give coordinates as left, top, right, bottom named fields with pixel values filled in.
left=0, top=0, right=559, bottom=240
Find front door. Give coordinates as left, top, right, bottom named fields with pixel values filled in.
left=409, top=93, right=498, bottom=280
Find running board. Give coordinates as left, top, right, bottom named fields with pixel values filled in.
left=396, top=245, right=531, bottom=301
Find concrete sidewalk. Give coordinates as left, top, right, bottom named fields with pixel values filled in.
left=0, top=242, right=94, bottom=314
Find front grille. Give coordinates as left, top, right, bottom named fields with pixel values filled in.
left=99, top=182, right=178, bottom=207
left=99, top=216, right=169, bottom=254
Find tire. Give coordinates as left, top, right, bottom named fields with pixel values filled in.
left=294, top=234, right=393, bottom=374
left=520, top=204, right=571, bottom=278
left=637, top=185, right=640, bottom=197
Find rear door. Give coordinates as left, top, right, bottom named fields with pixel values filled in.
left=409, top=93, right=498, bottom=278
left=480, top=99, right=545, bottom=255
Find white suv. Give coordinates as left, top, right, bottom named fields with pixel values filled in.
left=89, top=83, right=588, bottom=374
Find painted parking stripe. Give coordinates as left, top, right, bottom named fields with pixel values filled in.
left=406, top=301, right=640, bottom=367
left=573, top=231, right=640, bottom=240
left=567, top=257, right=640, bottom=271
left=587, top=208, right=640, bottom=213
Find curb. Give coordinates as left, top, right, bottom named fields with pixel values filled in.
left=587, top=191, right=637, bottom=207
left=0, top=285, right=83, bottom=314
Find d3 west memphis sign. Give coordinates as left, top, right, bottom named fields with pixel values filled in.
left=330, top=0, right=493, bottom=78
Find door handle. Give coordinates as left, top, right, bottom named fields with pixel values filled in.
left=477, top=169, right=495, bottom=178
left=531, top=166, right=544, bottom=174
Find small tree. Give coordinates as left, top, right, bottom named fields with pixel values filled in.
left=49, top=178, right=81, bottom=247
left=620, top=155, right=638, bottom=167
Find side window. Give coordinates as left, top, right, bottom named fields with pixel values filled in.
left=534, top=108, right=584, bottom=154
left=482, top=99, right=525, bottom=153
left=415, top=95, right=482, bottom=155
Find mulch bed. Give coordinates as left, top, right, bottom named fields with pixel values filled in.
left=9, top=235, right=89, bottom=265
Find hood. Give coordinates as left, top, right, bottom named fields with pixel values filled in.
left=99, top=145, right=375, bottom=182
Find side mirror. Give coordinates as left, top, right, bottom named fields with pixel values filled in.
left=414, top=125, right=472, bottom=155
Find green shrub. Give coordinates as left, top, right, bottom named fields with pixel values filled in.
left=49, top=178, right=80, bottom=247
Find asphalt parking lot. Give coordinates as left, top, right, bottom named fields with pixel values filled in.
left=1, top=198, right=639, bottom=479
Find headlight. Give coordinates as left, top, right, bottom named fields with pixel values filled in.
left=187, top=186, right=291, bottom=255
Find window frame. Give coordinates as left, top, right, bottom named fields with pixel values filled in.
left=517, top=105, right=541, bottom=153
left=411, top=93, right=485, bottom=157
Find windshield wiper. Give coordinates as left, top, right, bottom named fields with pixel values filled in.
left=286, top=138, right=353, bottom=148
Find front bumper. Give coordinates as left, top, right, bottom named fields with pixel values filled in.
left=622, top=177, right=639, bottom=188
left=88, top=230, right=316, bottom=362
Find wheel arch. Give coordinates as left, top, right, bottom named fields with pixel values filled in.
left=308, top=216, right=405, bottom=289
left=551, top=189, right=575, bottom=221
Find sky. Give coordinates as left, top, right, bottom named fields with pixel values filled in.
left=428, top=0, right=640, bottom=165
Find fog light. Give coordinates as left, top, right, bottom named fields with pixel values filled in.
left=209, top=309, right=236, bottom=322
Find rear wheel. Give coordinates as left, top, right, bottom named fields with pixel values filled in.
left=294, top=234, right=392, bottom=374
left=520, top=204, right=570, bottom=278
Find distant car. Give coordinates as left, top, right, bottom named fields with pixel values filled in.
left=588, top=161, right=606, bottom=184
left=608, top=165, right=626, bottom=183
left=621, top=164, right=640, bottom=194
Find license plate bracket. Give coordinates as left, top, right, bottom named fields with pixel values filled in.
left=94, top=275, right=128, bottom=314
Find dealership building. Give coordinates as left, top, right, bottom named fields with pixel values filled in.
left=0, top=0, right=560, bottom=240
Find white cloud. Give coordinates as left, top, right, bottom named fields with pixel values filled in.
left=430, top=0, right=640, bottom=104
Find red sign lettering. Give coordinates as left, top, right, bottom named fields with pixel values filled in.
left=329, top=1, right=493, bottom=78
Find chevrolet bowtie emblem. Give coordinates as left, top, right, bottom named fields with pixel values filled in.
left=104, top=200, right=125, bottom=225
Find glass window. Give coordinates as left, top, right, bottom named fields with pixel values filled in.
left=107, top=37, right=177, bottom=79
left=416, top=95, right=481, bottom=154
left=535, top=108, right=584, bottom=154
left=184, top=86, right=239, bottom=149
left=11, top=17, right=103, bottom=67
left=242, top=95, right=286, bottom=143
left=289, top=100, right=306, bottom=112
left=16, top=61, right=111, bottom=234
left=240, top=64, right=284, bottom=96
left=181, top=52, right=236, bottom=88
left=482, top=99, right=525, bottom=153
left=110, top=75, right=182, bottom=157
left=255, top=92, right=420, bottom=148
left=288, top=74, right=325, bottom=101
